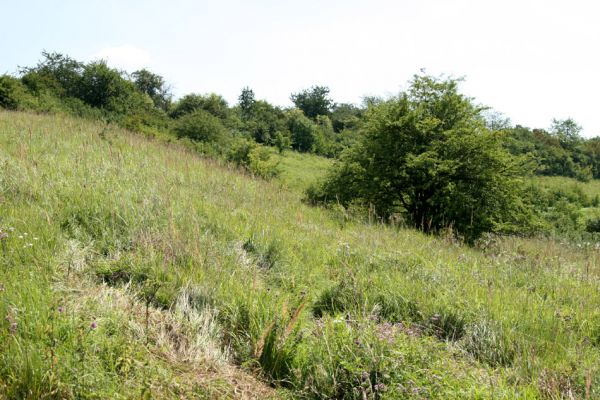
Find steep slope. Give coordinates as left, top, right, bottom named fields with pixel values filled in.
left=1, top=111, right=599, bottom=399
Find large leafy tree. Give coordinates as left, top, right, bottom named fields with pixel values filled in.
left=311, top=75, right=534, bottom=242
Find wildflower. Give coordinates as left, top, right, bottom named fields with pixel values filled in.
left=8, top=227, right=14, bottom=232
left=33, top=237, right=39, bottom=241
left=9, top=322, right=17, bottom=334
left=361, top=371, right=370, bottom=381
left=57, top=306, right=64, bottom=313
left=18, top=235, right=23, bottom=239
left=23, top=233, right=28, bottom=236
left=90, top=321, right=97, bottom=330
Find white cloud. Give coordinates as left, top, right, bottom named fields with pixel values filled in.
left=89, top=45, right=152, bottom=72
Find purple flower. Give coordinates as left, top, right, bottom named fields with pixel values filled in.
left=57, top=306, right=64, bottom=313
left=90, top=321, right=97, bottom=330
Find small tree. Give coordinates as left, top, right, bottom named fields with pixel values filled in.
left=310, top=74, right=534, bottom=242
left=78, top=61, right=134, bottom=111
left=550, top=118, right=582, bottom=150
left=290, top=86, right=333, bottom=119
left=131, top=69, right=171, bottom=110
left=238, top=86, right=256, bottom=121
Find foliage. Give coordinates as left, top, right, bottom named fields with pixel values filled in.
left=169, top=93, right=229, bottom=120
left=310, top=75, right=538, bottom=241
left=290, top=85, right=333, bottom=119
left=505, top=123, right=597, bottom=181
left=0, top=75, right=24, bottom=110
left=241, top=100, right=287, bottom=144
left=586, top=218, right=600, bottom=233
left=20, top=51, right=84, bottom=98
left=228, top=139, right=280, bottom=179
left=287, top=109, right=318, bottom=153
left=238, top=86, right=256, bottom=121
left=131, top=69, right=172, bottom=110
left=331, top=103, right=363, bottom=133
left=273, top=131, right=292, bottom=153
left=173, top=109, right=229, bottom=144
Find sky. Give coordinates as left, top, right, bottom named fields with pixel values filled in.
left=1, top=0, right=599, bottom=137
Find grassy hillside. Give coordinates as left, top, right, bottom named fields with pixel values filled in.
left=1, top=111, right=600, bottom=399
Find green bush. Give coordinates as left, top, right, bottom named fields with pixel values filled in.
left=0, top=75, right=26, bottom=110
left=586, top=218, right=600, bottom=233
left=228, top=140, right=279, bottom=179
left=287, top=109, right=318, bottom=153
left=173, top=109, right=229, bottom=144
left=310, top=74, right=536, bottom=242
left=169, top=93, right=229, bottom=119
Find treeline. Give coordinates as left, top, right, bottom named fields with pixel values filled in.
left=0, top=52, right=367, bottom=178
left=502, top=119, right=600, bottom=181
left=0, top=52, right=598, bottom=181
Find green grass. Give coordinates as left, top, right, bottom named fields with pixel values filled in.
left=271, top=148, right=333, bottom=193
left=1, top=111, right=600, bottom=399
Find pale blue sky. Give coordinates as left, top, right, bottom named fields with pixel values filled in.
left=1, top=0, right=599, bottom=137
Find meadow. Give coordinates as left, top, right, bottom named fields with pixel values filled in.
left=1, top=111, right=600, bottom=399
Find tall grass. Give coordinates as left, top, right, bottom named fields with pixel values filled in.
left=1, top=111, right=599, bottom=398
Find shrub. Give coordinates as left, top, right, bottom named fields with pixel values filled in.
left=169, top=93, right=229, bottom=119
left=0, top=75, right=25, bottom=110
left=173, top=109, right=229, bottom=144
left=228, top=140, right=279, bottom=179
left=586, top=218, right=600, bottom=233
left=287, top=109, right=318, bottom=153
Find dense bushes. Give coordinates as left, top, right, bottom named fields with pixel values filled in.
left=505, top=122, right=598, bottom=181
